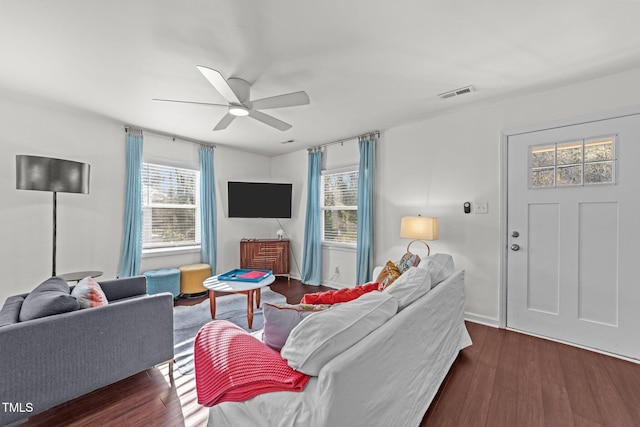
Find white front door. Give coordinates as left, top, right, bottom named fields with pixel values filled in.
left=506, top=113, right=640, bottom=360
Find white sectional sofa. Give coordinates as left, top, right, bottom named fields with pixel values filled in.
left=205, top=256, right=471, bottom=427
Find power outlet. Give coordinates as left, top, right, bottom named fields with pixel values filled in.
left=475, top=202, right=489, bottom=214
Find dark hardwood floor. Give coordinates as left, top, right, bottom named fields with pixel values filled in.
left=15, top=278, right=640, bottom=427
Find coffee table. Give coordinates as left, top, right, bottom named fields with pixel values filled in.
left=203, top=274, right=276, bottom=329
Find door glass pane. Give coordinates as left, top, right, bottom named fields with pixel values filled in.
left=557, top=165, right=583, bottom=185
left=557, top=141, right=583, bottom=165
left=529, top=136, right=615, bottom=188
left=584, top=161, right=613, bottom=184
left=585, top=138, right=613, bottom=162
left=531, top=145, right=555, bottom=167
left=531, top=167, right=555, bottom=187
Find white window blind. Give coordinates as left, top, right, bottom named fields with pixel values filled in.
left=321, top=168, right=358, bottom=244
left=142, top=163, right=200, bottom=250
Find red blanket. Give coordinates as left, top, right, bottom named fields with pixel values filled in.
left=194, top=320, right=309, bottom=407
left=300, top=282, right=380, bottom=305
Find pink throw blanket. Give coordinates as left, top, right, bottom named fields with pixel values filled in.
left=194, top=320, right=309, bottom=407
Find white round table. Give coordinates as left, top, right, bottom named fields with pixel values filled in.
left=203, top=274, right=276, bottom=329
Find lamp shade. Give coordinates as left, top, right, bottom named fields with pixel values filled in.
left=400, top=216, right=438, bottom=240
left=16, top=155, right=90, bottom=194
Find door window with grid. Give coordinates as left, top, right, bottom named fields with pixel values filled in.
left=529, top=136, right=616, bottom=188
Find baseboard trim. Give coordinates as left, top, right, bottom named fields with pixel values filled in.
left=464, top=312, right=499, bottom=328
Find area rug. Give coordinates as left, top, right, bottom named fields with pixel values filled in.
left=173, top=287, right=287, bottom=375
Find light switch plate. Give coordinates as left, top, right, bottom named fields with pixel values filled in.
left=475, top=202, right=488, bottom=214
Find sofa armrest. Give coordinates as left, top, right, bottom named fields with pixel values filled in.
left=371, top=266, right=382, bottom=281
left=0, top=291, right=173, bottom=425
left=99, top=275, right=146, bottom=301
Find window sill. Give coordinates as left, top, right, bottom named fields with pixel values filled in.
left=142, top=245, right=201, bottom=258
left=322, top=242, right=357, bottom=252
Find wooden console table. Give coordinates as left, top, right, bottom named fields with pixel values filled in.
left=240, top=239, right=290, bottom=280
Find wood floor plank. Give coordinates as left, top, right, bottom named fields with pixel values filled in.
left=538, top=338, right=575, bottom=427
left=486, top=384, right=518, bottom=427
left=542, top=381, right=576, bottom=427
left=582, top=352, right=636, bottom=427
left=515, top=334, right=545, bottom=427
left=557, top=342, right=606, bottom=425
left=601, top=356, right=640, bottom=425
left=456, top=326, right=502, bottom=426
left=574, top=414, right=606, bottom=427
left=421, top=322, right=488, bottom=426
left=493, top=328, right=520, bottom=392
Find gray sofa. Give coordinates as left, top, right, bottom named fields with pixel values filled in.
left=0, top=276, right=174, bottom=425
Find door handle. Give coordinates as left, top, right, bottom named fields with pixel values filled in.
left=512, top=231, right=520, bottom=238
left=511, top=244, right=520, bottom=251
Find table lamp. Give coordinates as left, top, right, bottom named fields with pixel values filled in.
left=400, top=215, right=438, bottom=256
left=16, top=155, right=90, bottom=276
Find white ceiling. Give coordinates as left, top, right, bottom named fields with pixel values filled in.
left=2, top=0, right=640, bottom=156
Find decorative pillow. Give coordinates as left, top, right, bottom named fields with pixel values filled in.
left=19, top=276, right=80, bottom=321
left=300, top=282, right=379, bottom=305
left=281, top=292, right=398, bottom=376
left=418, top=253, right=455, bottom=288
left=0, top=296, right=25, bottom=327
left=383, top=266, right=431, bottom=310
left=262, top=303, right=328, bottom=351
left=71, top=277, right=109, bottom=309
left=396, top=251, right=421, bottom=273
left=375, top=261, right=402, bottom=290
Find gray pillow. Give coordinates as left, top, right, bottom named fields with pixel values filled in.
left=0, top=296, right=25, bottom=327
left=19, top=277, right=80, bottom=321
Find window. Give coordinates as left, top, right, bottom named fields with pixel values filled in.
left=142, top=162, right=200, bottom=251
left=321, top=167, right=358, bottom=245
left=530, top=136, right=616, bottom=188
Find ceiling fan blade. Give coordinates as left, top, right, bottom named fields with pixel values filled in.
left=248, top=110, right=292, bottom=131
left=250, top=91, right=310, bottom=110
left=152, top=98, right=227, bottom=107
left=196, top=66, right=241, bottom=104
left=213, top=113, right=236, bottom=131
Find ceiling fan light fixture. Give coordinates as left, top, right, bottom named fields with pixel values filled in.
left=229, top=104, right=249, bottom=117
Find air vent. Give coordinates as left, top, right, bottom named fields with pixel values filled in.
left=438, top=85, right=476, bottom=100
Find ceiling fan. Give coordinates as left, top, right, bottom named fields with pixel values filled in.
left=153, top=66, right=310, bottom=131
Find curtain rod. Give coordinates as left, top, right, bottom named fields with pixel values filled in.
left=308, top=130, right=380, bottom=152
left=124, top=126, right=216, bottom=149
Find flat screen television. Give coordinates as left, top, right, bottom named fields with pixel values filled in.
left=228, top=181, right=292, bottom=218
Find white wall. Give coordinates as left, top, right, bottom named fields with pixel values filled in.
left=274, top=67, right=640, bottom=324
left=0, top=90, right=125, bottom=303
left=270, top=149, right=307, bottom=278
left=0, top=89, right=274, bottom=303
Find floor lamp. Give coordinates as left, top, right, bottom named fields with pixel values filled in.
left=16, top=155, right=90, bottom=277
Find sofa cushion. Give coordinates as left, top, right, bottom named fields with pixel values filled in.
left=375, top=260, right=402, bottom=290
left=300, top=282, right=379, bottom=305
left=0, top=296, right=25, bottom=327
left=383, top=266, right=431, bottom=310
left=72, top=277, right=109, bottom=309
left=281, top=291, right=398, bottom=376
left=418, top=253, right=455, bottom=288
left=19, top=276, right=80, bottom=321
left=397, top=251, right=421, bottom=273
left=262, top=303, right=328, bottom=351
